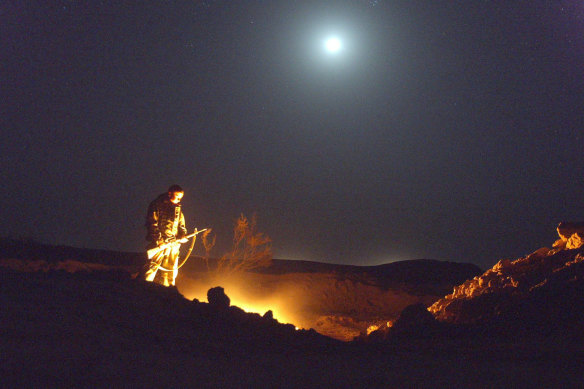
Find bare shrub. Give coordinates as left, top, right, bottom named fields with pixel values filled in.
left=200, top=229, right=216, bottom=271
left=202, top=229, right=216, bottom=255
left=216, top=213, right=272, bottom=274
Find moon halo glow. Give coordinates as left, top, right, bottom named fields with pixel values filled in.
left=324, top=37, right=342, bottom=53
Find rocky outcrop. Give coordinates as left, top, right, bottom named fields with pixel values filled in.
left=555, top=221, right=584, bottom=249
left=428, top=222, right=584, bottom=324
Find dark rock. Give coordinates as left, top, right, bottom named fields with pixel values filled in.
left=207, top=286, right=230, bottom=309
left=390, top=303, right=439, bottom=337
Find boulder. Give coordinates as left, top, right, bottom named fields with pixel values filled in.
left=389, top=303, right=439, bottom=337
left=207, top=286, right=230, bottom=309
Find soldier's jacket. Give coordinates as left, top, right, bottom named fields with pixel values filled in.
left=145, top=193, right=187, bottom=247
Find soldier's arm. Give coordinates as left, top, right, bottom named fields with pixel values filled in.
left=145, top=203, right=162, bottom=246
left=178, top=211, right=188, bottom=238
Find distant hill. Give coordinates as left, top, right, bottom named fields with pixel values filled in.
left=0, top=237, right=144, bottom=266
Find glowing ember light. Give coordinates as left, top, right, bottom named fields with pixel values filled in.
left=366, top=321, right=393, bottom=335
left=180, top=282, right=301, bottom=329
left=366, top=324, right=380, bottom=335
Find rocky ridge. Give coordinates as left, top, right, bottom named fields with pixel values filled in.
left=428, top=222, right=584, bottom=324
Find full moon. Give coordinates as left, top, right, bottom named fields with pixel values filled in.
left=324, top=37, right=342, bottom=53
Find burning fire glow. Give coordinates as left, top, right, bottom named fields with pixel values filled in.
left=233, top=301, right=290, bottom=323
left=179, top=280, right=301, bottom=328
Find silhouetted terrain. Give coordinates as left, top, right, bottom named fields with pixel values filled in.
left=1, top=238, right=481, bottom=341
left=1, top=236, right=583, bottom=387
left=1, top=268, right=346, bottom=387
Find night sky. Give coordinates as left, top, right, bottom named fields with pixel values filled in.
left=2, top=1, right=583, bottom=269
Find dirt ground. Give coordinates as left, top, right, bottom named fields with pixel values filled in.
left=2, top=268, right=582, bottom=388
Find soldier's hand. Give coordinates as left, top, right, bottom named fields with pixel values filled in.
left=178, top=237, right=188, bottom=243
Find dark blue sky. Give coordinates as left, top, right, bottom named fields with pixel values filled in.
left=2, top=1, right=583, bottom=269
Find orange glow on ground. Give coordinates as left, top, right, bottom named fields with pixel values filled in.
left=228, top=299, right=295, bottom=325
left=366, top=321, right=393, bottom=335
left=176, top=270, right=396, bottom=341
left=179, top=279, right=301, bottom=327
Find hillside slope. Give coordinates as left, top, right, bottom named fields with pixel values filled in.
left=0, top=268, right=343, bottom=387
left=428, top=222, right=584, bottom=336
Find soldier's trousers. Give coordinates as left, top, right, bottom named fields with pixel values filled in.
left=144, top=244, right=180, bottom=286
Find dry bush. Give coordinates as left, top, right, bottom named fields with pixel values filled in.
left=200, top=229, right=216, bottom=271
left=202, top=229, right=216, bottom=256
left=216, top=213, right=272, bottom=274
